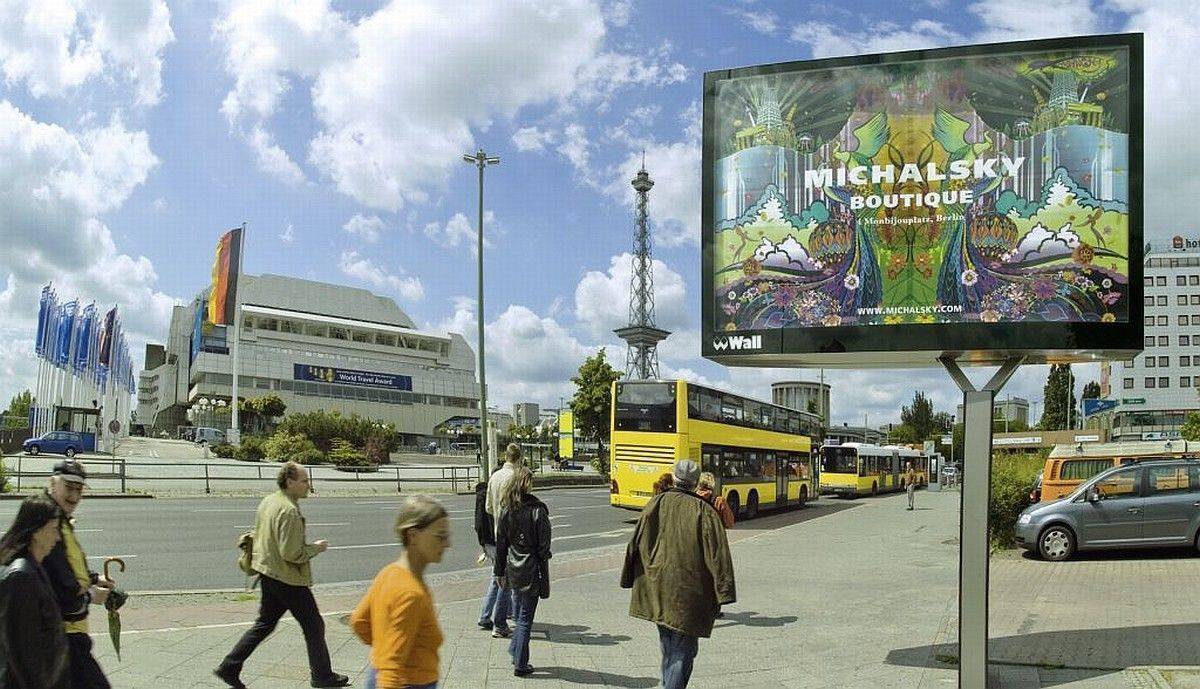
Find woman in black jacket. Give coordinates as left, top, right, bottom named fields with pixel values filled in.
left=0, top=496, right=70, bottom=689
left=494, top=466, right=551, bottom=677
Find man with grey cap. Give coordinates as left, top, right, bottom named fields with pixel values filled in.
left=621, top=459, right=736, bottom=688
left=41, top=460, right=114, bottom=688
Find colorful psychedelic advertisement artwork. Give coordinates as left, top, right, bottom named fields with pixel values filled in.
left=709, top=43, right=1132, bottom=332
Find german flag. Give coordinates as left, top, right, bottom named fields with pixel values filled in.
left=207, top=227, right=243, bottom=325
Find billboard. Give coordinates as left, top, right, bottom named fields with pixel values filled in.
left=702, top=34, right=1142, bottom=367
left=558, top=411, right=574, bottom=459
left=293, top=364, right=413, bottom=390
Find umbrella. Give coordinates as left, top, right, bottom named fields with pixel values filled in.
left=102, top=558, right=129, bottom=660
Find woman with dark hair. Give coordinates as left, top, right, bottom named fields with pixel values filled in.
left=0, top=496, right=70, bottom=689
left=495, top=466, right=552, bottom=677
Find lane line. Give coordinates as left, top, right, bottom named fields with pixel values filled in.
left=75, top=529, right=104, bottom=533
left=325, top=543, right=397, bottom=551
left=551, top=528, right=630, bottom=543
left=86, top=554, right=138, bottom=560
left=232, top=523, right=349, bottom=529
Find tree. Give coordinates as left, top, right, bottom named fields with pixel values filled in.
left=806, top=398, right=819, bottom=415
left=3, top=390, right=31, bottom=429
left=1081, top=381, right=1101, bottom=400
left=932, top=411, right=954, bottom=435
left=1182, top=412, right=1200, bottom=442
left=900, top=391, right=936, bottom=441
left=570, top=349, right=622, bottom=475
left=239, top=394, right=287, bottom=434
left=1040, top=364, right=1077, bottom=430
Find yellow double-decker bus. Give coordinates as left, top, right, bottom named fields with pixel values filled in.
left=819, top=443, right=929, bottom=498
left=609, top=379, right=820, bottom=518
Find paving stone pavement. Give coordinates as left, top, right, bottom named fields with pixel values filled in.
left=82, top=490, right=1200, bottom=688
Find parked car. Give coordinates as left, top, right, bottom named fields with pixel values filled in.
left=940, top=466, right=959, bottom=483
left=1038, top=440, right=1196, bottom=503
left=193, top=427, right=225, bottom=445
left=23, top=431, right=85, bottom=458
left=1015, top=459, right=1200, bottom=561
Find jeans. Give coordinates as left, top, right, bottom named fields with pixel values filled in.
left=68, top=633, right=111, bottom=689
left=657, top=625, right=699, bottom=689
left=478, top=545, right=513, bottom=630
left=508, top=588, right=540, bottom=671
left=221, top=575, right=334, bottom=681
left=363, top=665, right=436, bottom=689
left=907, top=483, right=916, bottom=509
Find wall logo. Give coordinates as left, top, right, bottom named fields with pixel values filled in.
left=1172, top=235, right=1200, bottom=251
left=712, top=334, right=763, bottom=351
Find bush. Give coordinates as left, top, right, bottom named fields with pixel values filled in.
left=263, top=430, right=322, bottom=463
left=363, top=435, right=390, bottom=465
left=212, top=442, right=235, bottom=459
left=989, top=451, right=1047, bottom=548
left=329, top=438, right=370, bottom=467
left=589, top=447, right=609, bottom=479
left=277, top=409, right=398, bottom=456
left=234, top=435, right=267, bottom=462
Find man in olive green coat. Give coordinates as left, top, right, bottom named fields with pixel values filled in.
left=215, top=463, right=349, bottom=689
left=620, top=459, right=736, bottom=689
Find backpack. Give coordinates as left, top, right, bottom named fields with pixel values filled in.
left=236, top=531, right=255, bottom=575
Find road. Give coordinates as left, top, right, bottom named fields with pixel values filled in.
left=0, top=488, right=635, bottom=592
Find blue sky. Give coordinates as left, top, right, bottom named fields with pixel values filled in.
left=1, top=0, right=1195, bottom=427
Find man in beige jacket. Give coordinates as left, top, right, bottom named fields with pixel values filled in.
left=215, top=462, right=348, bottom=689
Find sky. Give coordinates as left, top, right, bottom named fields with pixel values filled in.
left=0, top=0, right=1195, bottom=429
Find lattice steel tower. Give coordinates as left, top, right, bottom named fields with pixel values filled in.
left=614, top=160, right=670, bottom=380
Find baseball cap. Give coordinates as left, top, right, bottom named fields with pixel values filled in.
left=52, top=460, right=88, bottom=485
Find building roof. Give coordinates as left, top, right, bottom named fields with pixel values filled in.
left=237, top=274, right=416, bottom=328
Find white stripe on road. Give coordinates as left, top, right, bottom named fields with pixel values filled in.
left=75, top=529, right=103, bottom=533
left=551, top=528, right=629, bottom=542
left=191, top=509, right=254, bottom=513
left=232, top=523, right=349, bottom=529
left=86, top=554, right=138, bottom=560
left=325, top=543, right=397, bottom=551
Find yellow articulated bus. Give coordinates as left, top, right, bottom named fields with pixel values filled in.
left=609, top=379, right=820, bottom=519
left=819, top=443, right=929, bottom=498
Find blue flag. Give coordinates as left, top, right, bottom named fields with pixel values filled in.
left=55, top=301, right=77, bottom=368
left=35, top=285, right=51, bottom=358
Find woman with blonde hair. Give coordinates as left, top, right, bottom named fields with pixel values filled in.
left=696, top=472, right=735, bottom=529
left=495, top=465, right=552, bottom=677
left=351, top=496, right=450, bottom=689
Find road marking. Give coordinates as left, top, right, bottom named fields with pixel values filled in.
left=326, top=543, right=397, bottom=551
left=86, top=554, right=138, bottom=560
left=191, top=509, right=253, bottom=513
left=232, top=523, right=349, bottom=529
left=75, top=529, right=104, bottom=533
left=551, top=528, right=630, bottom=542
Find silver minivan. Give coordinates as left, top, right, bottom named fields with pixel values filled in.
left=193, top=427, right=225, bottom=445
left=1015, top=459, right=1200, bottom=561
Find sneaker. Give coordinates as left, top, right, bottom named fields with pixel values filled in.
left=478, top=620, right=494, bottom=630
left=514, top=666, right=535, bottom=677
left=310, top=673, right=350, bottom=688
left=492, top=627, right=513, bottom=638
left=213, top=667, right=247, bottom=689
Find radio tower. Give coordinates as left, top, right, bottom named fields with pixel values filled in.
left=614, top=156, right=670, bottom=380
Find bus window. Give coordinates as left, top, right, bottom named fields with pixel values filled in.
left=787, top=412, right=801, bottom=435
left=745, top=451, right=761, bottom=478
left=762, top=452, right=776, bottom=478
left=700, top=390, right=721, bottom=422
left=614, top=381, right=677, bottom=432
left=687, top=388, right=701, bottom=418
left=723, top=449, right=745, bottom=478
left=701, top=447, right=721, bottom=477
left=743, top=401, right=761, bottom=429
left=721, top=396, right=743, bottom=424
left=758, top=406, right=774, bottom=431
left=821, top=446, right=856, bottom=474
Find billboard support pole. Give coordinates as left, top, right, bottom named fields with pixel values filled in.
left=940, top=355, right=1023, bottom=689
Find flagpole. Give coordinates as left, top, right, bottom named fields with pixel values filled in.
left=229, top=222, right=246, bottom=445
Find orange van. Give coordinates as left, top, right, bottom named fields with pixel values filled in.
left=1040, top=440, right=1197, bottom=502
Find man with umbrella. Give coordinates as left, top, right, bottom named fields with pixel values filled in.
left=41, top=460, right=115, bottom=688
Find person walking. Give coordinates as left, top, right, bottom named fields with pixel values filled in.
left=215, top=462, right=348, bottom=689
left=351, top=496, right=449, bottom=689
left=905, top=461, right=917, bottom=511
left=621, top=459, right=735, bottom=689
left=483, top=444, right=523, bottom=639
left=0, top=497, right=70, bottom=689
left=40, top=460, right=114, bottom=689
left=695, top=472, right=735, bottom=529
left=494, top=466, right=551, bottom=677
left=473, top=470, right=500, bottom=631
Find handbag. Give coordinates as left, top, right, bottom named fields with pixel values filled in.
left=534, top=506, right=550, bottom=599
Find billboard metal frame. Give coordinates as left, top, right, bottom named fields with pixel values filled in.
left=702, top=33, right=1144, bottom=369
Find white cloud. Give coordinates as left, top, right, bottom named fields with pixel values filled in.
left=151, top=197, right=166, bottom=212
left=248, top=125, right=306, bottom=186
left=278, top=223, right=294, bottom=244
left=0, top=0, right=174, bottom=105
left=512, top=126, right=555, bottom=152
left=603, top=0, right=632, bottom=27
left=724, top=7, right=779, bottom=35
left=790, top=19, right=962, bottom=57
left=342, top=214, right=384, bottom=243
left=337, top=250, right=424, bottom=302
left=969, top=0, right=1101, bottom=43
left=574, top=253, right=688, bottom=340
left=423, top=211, right=492, bottom=253
left=431, top=295, right=477, bottom=339
left=482, top=304, right=597, bottom=406
left=606, top=132, right=700, bottom=247
left=557, top=123, right=591, bottom=177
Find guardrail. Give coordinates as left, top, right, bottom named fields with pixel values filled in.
left=3, top=457, right=480, bottom=495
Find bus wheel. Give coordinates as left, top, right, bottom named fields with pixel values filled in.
left=797, top=486, right=808, bottom=508
left=727, top=492, right=741, bottom=519
left=871, top=482, right=878, bottom=496
left=746, top=491, right=759, bottom=519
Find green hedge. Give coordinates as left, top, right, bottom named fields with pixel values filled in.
left=234, top=435, right=266, bottom=462
left=329, top=438, right=370, bottom=467
left=262, top=430, right=325, bottom=464
left=212, top=442, right=235, bottom=459
left=989, top=451, right=1047, bottom=549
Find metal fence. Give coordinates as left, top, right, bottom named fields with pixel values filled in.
left=3, top=457, right=480, bottom=495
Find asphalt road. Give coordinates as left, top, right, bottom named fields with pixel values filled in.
left=0, top=487, right=635, bottom=592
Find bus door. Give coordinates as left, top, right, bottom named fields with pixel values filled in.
left=891, top=452, right=900, bottom=490
left=776, top=453, right=788, bottom=506
left=702, top=446, right=722, bottom=491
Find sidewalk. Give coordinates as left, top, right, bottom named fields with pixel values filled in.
left=85, top=490, right=1199, bottom=688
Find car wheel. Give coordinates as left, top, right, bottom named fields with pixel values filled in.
left=797, top=486, right=808, bottom=508
left=28, top=445, right=39, bottom=456
left=65, top=447, right=76, bottom=458
left=1038, top=525, right=1075, bottom=561
left=726, top=491, right=741, bottom=519
left=746, top=491, right=759, bottom=519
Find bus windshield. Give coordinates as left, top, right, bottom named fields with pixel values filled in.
left=821, top=446, right=857, bottom=474
left=614, top=382, right=677, bottom=432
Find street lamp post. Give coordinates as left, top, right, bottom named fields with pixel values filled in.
left=463, top=149, right=500, bottom=478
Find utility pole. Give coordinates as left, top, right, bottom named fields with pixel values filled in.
left=462, top=149, right=499, bottom=477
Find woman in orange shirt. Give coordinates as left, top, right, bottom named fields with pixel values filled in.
left=351, top=496, right=450, bottom=689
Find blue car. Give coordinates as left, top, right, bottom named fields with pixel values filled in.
left=23, top=431, right=85, bottom=458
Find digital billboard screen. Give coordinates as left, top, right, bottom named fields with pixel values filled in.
left=702, top=34, right=1142, bottom=367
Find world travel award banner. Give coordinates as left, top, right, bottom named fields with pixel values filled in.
left=293, top=364, right=413, bottom=391
left=709, top=43, right=1131, bottom=331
